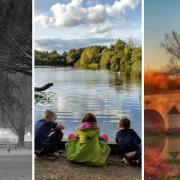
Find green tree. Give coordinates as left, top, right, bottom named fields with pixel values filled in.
left=131, top=47, right=141, bottom=72
left=66, top=48, right=83, bottom=65
left=120, top=43, right=133, bottom=72
left=76, top=46, right=101, bottom=68
left=34, top=38, right=141, bottom=73
left=48, top=50, right=59, bottom=63
left=110, top=51, right=122, bottom=72
left=110, top=39, right=126, bottom=51
left=100, top=50, right=112, bottom=69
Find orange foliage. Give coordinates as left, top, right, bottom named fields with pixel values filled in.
left=145, top=148, right=180, bottom=180
left=144, top=70, right=180, bottom=94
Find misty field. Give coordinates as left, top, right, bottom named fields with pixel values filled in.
left=0, top=150, right=32, bottom=180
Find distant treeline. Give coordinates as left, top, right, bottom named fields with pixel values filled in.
left=35, top=39, right=141, bottom=72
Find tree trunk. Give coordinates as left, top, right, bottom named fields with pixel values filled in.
left=17, top=130, right=25, bottom=147
left=35, top=83, right=53, bottom=91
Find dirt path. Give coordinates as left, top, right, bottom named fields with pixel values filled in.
left=0, top=150, right=32, bottom=180
left=35, top=155, right=141, bottom=180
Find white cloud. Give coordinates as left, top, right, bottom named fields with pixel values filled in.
left=70, top=0, right=83, bottom=7
left=35, top=15, right=49, bottom=28
left=110, top=0, right=139, bottom=15
left=35, top=0, right=140, bottom=33
left=51, top=3, right=86, bottom=27
left=89, top=22, right=113, bottom=34
left=87, top=4, right=107, bottom=24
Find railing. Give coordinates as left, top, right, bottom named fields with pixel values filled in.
left=0, top=143, right=17, bottom=152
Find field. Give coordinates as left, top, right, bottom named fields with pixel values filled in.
left=0, top=150, right=32, bottom=180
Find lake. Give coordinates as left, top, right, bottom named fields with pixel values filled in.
left=145, top=134, right=180, bottom=178
left=145, top=135, right=180, bottom=159
left=35, top=67, right=141, bottom=141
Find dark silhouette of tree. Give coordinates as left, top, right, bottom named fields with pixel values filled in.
left=0, top=0, right=32, bottom=146
left=161, top=31, right=180, bottom=74
left=0, top=73, right=32, bottom=146
left=0, top=0, right=32, bottom=75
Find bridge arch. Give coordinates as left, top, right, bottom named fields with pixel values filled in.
left=144, top=109, right=166, bottom=132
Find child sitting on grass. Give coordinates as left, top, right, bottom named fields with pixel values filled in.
left=116, top=117, right=141, bottom=165
left=65, top=113, right=110, bottom=166
left=35, top=110, right=65, bottom=157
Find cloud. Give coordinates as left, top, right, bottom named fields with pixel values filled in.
left=87, top=4, right=107, bottom=24
left=109, top=0, right=139, bottom=15
left=35, top=38, right=116, bottom=52
left=35, top=15, right=50, bottom=28
left=35, top=0, right=140, bottom=33
left=70, top=0, right=83, bottom=7
left=89, top=22, right=113, bottom=34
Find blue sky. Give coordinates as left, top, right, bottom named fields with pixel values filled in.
left=145, top=0, right=180, bottom=69
left=35, top=0, right=141, bottom=51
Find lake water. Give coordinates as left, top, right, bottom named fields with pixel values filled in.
left=145, top=134, right=180, bottom=178
left=145, top=135, right=180, bottom=159
left=35, top=67, right=141, bottom=140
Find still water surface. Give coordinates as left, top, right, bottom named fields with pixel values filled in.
left=35, top=67, right=141, bottom=140
left=145, top=135, right=180, bottom=174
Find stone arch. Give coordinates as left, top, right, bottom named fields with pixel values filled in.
left=144, top=109, right=165, bottom=132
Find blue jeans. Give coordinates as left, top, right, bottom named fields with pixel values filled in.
left=136, top=144, right=141, bottom=160
left=36, top=130, right=63, bottom=155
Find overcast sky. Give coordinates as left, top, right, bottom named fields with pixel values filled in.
left=35, top=0, right=141, bottom=51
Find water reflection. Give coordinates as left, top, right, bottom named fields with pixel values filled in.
left=145, top=135, right=180, bottom=163
left=35, top=67, right=141, bottom=140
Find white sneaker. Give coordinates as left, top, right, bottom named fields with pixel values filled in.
left=122, top=157, right=130, bottom=165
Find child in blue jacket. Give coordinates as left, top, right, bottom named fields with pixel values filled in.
left=116, top=117, right=141, bottom=165
left=35, top=110, right=65, bottom=156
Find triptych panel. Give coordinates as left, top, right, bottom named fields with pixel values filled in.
left=0, top=0, right=179, bottom=180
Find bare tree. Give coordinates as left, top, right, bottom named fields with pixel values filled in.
left=0, top=0, right=32, bottom=75
left=161, top=30, right=180, bottom=75
left=0, top=73, right=31, bottom=146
